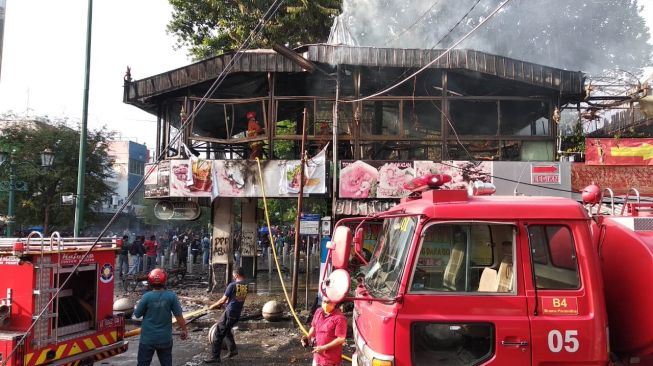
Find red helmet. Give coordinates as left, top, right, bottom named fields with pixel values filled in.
left=581, top=184, right=601, bottom=205
left=147, top=268, right=168, bottom=286
left=246, top=111, right=256, bottom=119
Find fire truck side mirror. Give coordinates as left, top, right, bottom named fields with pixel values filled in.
left=324, top=269, right=350, bottom=303
left=331, top=226, right=352, bottom=269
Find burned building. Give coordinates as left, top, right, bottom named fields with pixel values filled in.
left=124, top=44, right=586, bottom=284
left=124, top=44, right=583, bottom=164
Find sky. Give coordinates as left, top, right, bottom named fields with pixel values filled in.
left=0, top=1, right=652, bottom=151
left=0, top=0, right=189, bottom=148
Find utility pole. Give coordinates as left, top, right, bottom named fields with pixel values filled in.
left=74, top=0, right=93, bottom=237
left=291, top=109, right=308, bottom=308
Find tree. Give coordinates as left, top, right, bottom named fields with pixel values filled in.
left=0, top=118, right=115, bottom=235
left=167, top=0, right=342, bottom=60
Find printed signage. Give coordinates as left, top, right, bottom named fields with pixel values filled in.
left=530, top=163, right=561, bottom=185
left=300, top=213, right=320, bottom=235
left=541, top=296, right=579, bottom=315
left=585, top=138, right=653, bottom=165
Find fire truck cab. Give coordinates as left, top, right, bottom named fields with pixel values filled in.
left=325, top=175, right=653, bottom=366
left=0, top=232, right=127, bottom=366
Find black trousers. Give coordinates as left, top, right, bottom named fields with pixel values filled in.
left=211, top=311, right=239, bottom=359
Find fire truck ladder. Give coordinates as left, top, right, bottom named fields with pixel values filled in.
left=31, top=231, right=62, bottom=347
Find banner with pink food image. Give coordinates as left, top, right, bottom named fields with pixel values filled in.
left=339, top=161, right=415, bottom=199
left=339, top=160, right=493, bottom=198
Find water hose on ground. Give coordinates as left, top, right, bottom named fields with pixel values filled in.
left=255, top=158, right=352, bottom=363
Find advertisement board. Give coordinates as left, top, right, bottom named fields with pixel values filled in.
left=144, top=148, right=327, bottom=199
left=585, top=138, right=653, bottom=165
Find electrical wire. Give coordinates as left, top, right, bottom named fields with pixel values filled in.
left=430, top=0, right=483, bottom=49
left=383, top=0, right=441, bottom=47
left=341, top=0, right=511, bottom=104
left=0, top=2, right=286, bottom=365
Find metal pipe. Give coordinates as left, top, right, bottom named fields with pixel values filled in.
left=331, top=67, right=339, bottom=221
left=74, top=0, right=93, bottom=237
left=291, top=108, right=308, bottom=309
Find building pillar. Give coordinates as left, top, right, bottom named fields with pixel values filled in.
left=210, top=197, right=233, bottom=292
left=240, top=198, right=258, bottom=278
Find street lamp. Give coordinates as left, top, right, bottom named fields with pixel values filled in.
left=0, top=148, right=55, bottom=237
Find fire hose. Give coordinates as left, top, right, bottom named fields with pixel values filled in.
left=123, top=304, right=217, bottom=338
left=255, top=158, right=353, bottom=363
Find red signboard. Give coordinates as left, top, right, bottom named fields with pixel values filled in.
left=585, top=138, right=653, bottom=165
left=541, top=296, right=579, bottom=315
left=531, top=163, right=561, bottom=185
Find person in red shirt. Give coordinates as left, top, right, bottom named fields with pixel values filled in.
left=302, top=296, right=347, bottom=366
left=144, top=235, right=158, bottom=272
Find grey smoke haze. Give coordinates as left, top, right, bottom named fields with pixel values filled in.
left=331, top=0, right=652, bottom=75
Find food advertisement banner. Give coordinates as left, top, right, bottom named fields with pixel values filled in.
left=148, top=148, right=327, bottom=199
left=585, top=138, right=653, bottom=165
left=338, top=160, right=493, bottom=199
left=144, top=160, right=170, bottom=198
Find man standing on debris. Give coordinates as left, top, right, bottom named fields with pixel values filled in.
left=302, top=296, right=347, bottom=366
left=135, top=268, right=188, bottom=366
left=117, top=235, right=130, bottom=278
left=205, top=266, right=249, bottom=364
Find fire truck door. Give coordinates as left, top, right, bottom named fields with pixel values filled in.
left=524, top=223, right=605, bottom=365
left=395, top=222, right=531, bottom=365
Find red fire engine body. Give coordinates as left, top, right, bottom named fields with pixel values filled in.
left=324, top=175, right=653, bottom=366
left=0, top=233, right=127, bottom=366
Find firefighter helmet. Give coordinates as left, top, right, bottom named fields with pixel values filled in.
left=246, top=111, right=256, bottom=119
left=147, top=268, right=168, bottom=286
left=581, top=184, right=601, bottom=205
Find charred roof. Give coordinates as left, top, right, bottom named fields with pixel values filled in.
left=124, top=44, right=585, bottom=112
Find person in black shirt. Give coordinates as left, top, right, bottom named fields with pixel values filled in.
left=204, top=267, right=248, bottom=364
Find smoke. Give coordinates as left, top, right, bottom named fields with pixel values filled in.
left=329, top=0, right=653, bottom=75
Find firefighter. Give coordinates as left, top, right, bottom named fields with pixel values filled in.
left=246, top=111, right=264, bottom=159
left=301, top=296, right=347, bottom=366
left=205, top=266, right=249, bottom=364
left=134, top=268, right=188, bottom=366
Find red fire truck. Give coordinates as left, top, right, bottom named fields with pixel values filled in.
left=0, top=232, right=127, bottom=366
left=322, top=174, right=653, bottom=366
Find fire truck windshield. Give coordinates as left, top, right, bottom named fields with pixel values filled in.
left=363, top=216, right=418, bottom=298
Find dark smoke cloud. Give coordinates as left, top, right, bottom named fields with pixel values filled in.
left=330, top=0, right=653, bottom=75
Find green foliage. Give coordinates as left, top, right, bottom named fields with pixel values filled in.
left=260, top=197, right=328, bottom=225
left=167, top=0, right=342, bottom=60
left=563, top=120, right=585, bottom=153
left=273, top=119, right=296, bottom=159
left=0, top=119, right=115, bottom=234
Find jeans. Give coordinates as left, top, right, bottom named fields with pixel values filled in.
left=202, top=250, right=210, bottom=266
left=117, top=254, right=129, bottom=277
left=211, top=312, right=239, bottom=360
left=146, top=256, right=157, bottom=272
left=128, top=256, right=143, bottom=275
left=137, top=341, right=173, bottom=366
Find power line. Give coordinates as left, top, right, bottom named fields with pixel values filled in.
left=431, top=0, right=483, bottom=49
left=341, top=0, right=512, bottom=104
left=384, top=1, right=441, bottom=47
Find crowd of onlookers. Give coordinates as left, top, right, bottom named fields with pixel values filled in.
left=115, top=229, right=211, bottom=278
